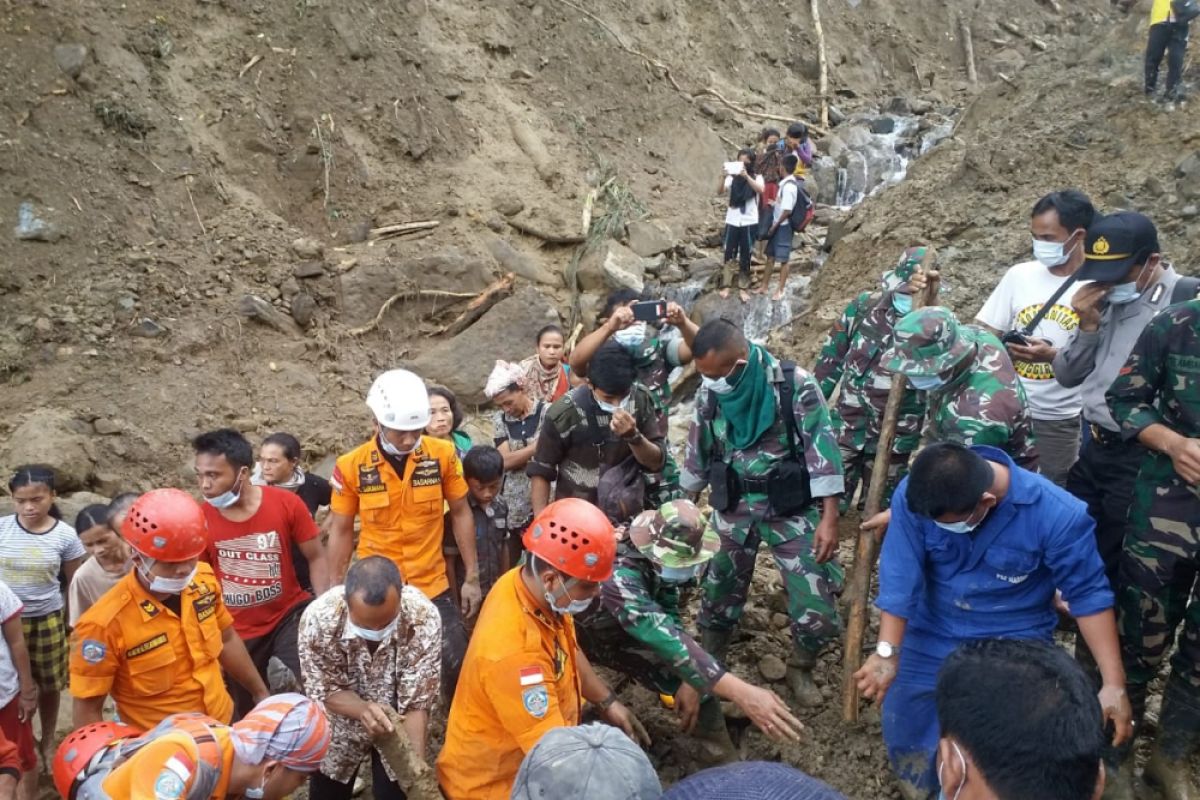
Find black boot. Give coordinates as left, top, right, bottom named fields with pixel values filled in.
left=1145, top=672, right=1200, bottom=800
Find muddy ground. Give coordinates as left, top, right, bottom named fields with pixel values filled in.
left=3, top=0, right=1199, bottom=796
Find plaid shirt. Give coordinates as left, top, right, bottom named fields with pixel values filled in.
left=298, top=585, right=441, bottom=783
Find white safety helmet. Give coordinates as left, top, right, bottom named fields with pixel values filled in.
left=366, top=369, right=431, bottom=431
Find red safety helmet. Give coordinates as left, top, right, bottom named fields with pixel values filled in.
left=53, top=721, right=141, bottom=798
left=523, top=498, right=616, bottom=582
left=122, top=488, right=208, bottom=562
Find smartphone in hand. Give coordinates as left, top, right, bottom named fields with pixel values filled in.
left=632, top=300, right=667, bottom=322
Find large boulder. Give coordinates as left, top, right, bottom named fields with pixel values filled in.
left=0, top=409, right=97, bottom=491
left=337, top=248, right=495, bottom=328
left=484, top=235, right=560, bottom=286
left=576, top=240, right=648, bottom=293
left=405, top=286, right=561, bottom=405
left=626, top=219, right=675, bottom=257
left=809, top=155, right=839, bottom=206
left=1177, top=151, right=1200, bottom=201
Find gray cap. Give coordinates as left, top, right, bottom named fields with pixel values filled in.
left=511, top=723, right=661, bottom=800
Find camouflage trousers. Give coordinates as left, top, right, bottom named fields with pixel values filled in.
left=837, top=442, right=912, bottom=514
left=698, top=505, right=844, bottom=654
left=1118, top=460, right=1200, bottom=691
left=576, top=615, right=682, bottom=697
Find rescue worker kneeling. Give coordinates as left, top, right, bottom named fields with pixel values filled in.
left=53, top=693, right=329, bottom=800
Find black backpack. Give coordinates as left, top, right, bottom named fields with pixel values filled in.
left=785, top=179, right=815, bottom=232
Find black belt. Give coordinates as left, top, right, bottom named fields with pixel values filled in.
left=742, top=477, right=771, bottom=493
left=1088, top=423, right=1126, bottom=446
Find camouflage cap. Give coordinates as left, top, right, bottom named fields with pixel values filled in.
left=880, top=306, right=973, bottom=377
left=627, top=499, right=719, bottom=569
left=881, top=245, right=937, bottom=292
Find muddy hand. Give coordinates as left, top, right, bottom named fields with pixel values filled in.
left=674, top=682, right=701, bottom=734
left=360, top=701, right=396, bottom=736
left=1099, top=685, right=1134, bottom=747
left=604, top=699, right=652, bottom=747
left=853, top=654, right=897, bottom=703
left=737, top=683, right=804, bottom=742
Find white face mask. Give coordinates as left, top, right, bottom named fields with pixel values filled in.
left=537, top=571, right=593, bottom=616
left=659, top=564, right=702, bottom=584
left=138, top=558, right=197, bottom=594
left=1107, top=281, right=1142, bottom=305
left=934, top=504, right=984, bottom=534
left=701, top=358, right=748, bottom=396
left=595, top=395, right=630, bottom=414
left=345, top=614, right=400, bottom=642
left=937, top=740, right=967, bottom=800
left=908, top=374, right=945, bottom=391
left=1032, top=235, right=1077, bottom=269
left=244, top=777, right=266, bottom=800
left=614, top=321, right=648, bottom=348
left=205, top=473, right=244, bottom=509
left=380, top=433, right=421, bottom=457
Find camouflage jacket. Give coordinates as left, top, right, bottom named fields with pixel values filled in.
left=814, top=290, right=926, bottom=453
left=582, top=541, right=725, bottom=690
left=680, top=350, right=845, bottom=517
left=924, top=328, right=1040, bottom=470
left=526, top=384, right=665, bottom=505
left=1107, top=300, right=1200, bottom=481
left=624, top=330, right=686, bottom=420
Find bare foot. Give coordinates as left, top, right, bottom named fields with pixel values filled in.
left=719, top=288, right=730, bottom=299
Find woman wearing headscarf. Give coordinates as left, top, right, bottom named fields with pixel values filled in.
left=484, top=361, right=549, bottom=562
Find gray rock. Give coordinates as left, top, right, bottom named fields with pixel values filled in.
left=54, top=44, right=90, bottom=80
left=0, top=409, right=97, bottom=491
left=93, top=418, right=122, bottom=436
left=290, top=293, right=317, bottom=328
left=869, top=116, right=896, bottom=135
left=328, top=11, right=372, bottom=59
left=238, top=294, right=302, bottom=335
left=485, top=235, right=559, bottom=286
left=291, top=237, right=323, bottom=259
left=1181, top=205, right=1199, bottom=219
left=1176, top=152, right=1200, bottom=200
left=494, top=198, right=525, bottom=217
left=576, top=240, right=647, bottom=293
left=687, top=256, right=722, bottom=281
left=14, top=202, right=62, bottom=242
left=130, top=318, right=166, bottom=338
left=293, top=261, right=326, bottom=279
left=279, top=277, right=301, bottom=301
left=658, top=263, right=686, bottom=283
left=809, top=155, right=839, bottom=206
left=885, top=96, right=912, bottom=115
left=828, top=104, right=847, bottom=125
left=406, top=286, right=560, bottom=404
left=626, top=219, right=675, bottom=257
left=839, top=151, right=870, bottom=201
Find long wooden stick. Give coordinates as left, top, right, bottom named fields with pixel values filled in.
left=372, top=708, right=444, bottom=799
left=370, top=220, right=439, bottom=239
left=436, top=273, right=515, bottom=336
left=959, top=15, right=978, bottom=85
left=811, top=0, right=830, bottom=129
left=841, top=258, right=939, bottom=723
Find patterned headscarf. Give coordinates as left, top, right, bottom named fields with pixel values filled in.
left=484, top=359, right=528, bottom=400
left=230, top=693, right=330, bottom=772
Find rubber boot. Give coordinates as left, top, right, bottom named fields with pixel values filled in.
left=700, top=628, right=733, bottom=663
left=692, top=696, right=739, bottom=766
left=1144, top=673, right=1200, bottom=800
left=786, top=646, right=824, bottom=708
left=1102, top=681, right=1147, bottom=800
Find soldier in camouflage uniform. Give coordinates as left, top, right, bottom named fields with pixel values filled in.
left=571, top=290, right=699, bottom=504
left=576, top=500, right=803, bottom=761
left=880, top=306, right=1041, bottom=471
left=1105, top=299, right=1200, bottom=800
left=814, top=246, right=933, bottom=511
left=682, top=319, right=845, bottom=707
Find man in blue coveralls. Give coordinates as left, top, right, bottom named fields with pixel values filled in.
left=852, top=442, right=1133, bottom=798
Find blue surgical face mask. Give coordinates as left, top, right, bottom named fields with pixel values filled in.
left=934, top=504, right=983, bottom=534
left=595, top=394, right=630, bottom=414
left=380, top=432, right=421, bottom=457
left=1107, top=281, right=1142, bottom=305
left=205, top=473, right=244, bottom=509
left=937, top=740, right=967, bottom=800
left=345, top=614, right=400, bottom=642
left=701, top=359, right=748, bottom=396
left=907, top=374, right=944, bottom=391
left=892, top=293, right=913, bottom=315
left=659, top=564, right=701, bottom=584
left=537, top=571, right=593, bottom=615
left=244, top=778, right=265, bottom=800
left=614, top=321, right=648, bottom=349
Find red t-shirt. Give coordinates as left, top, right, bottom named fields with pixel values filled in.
left=201, top=486, right=319, bottom=640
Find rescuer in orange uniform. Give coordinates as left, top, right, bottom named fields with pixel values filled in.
left=53, top=693, right=329, bottom=800
left=437, top=498, right=650, bottom=799
left=69, top=489, right=269, bottom=731
left=327, top=368, right=481, bottom=695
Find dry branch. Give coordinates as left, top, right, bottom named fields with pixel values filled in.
left=370, top=220, right=440, bottom=240
left=238, top=54, right=264, bottom=78
left=811, top=0, right=830, bottom=129
left=506, top=218, right=586, bottom=245
left=959, top=16, right=978, bottom=84
left=347, top=287, right=484, bottom=337
left=998, top=20, right=1048, bottom=51
left=436, top=273, right=516, bottom=337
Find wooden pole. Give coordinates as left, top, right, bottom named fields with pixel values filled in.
left=372, top=707, right=445, bottom=799
left=959, top=15, right=978, bottom=85
left=811, top=0, right=830, bottom=129
left=841, top=256, right=939, bottom=723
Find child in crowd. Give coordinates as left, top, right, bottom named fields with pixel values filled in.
left=443, top=446, right=510, bottom=610
left=0, top=466, right=85, bottom=769
left=718, top=148, right=765, bottom=301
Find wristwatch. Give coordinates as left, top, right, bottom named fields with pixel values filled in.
left=875, top=641, right=898, bottom=659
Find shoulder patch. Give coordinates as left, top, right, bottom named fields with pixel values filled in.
left=519, top=666, right=544, bottom=686
left=140, top=599, right=160, bottom=618
left=80, top=639, right=107, bottom=664
left=522, top=685, right=549, bottom=718
left=153, top=769, right=186, bottom=800
left=126, top=633, right=169, bottom=658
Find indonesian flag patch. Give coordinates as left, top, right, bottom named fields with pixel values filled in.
left=519, top=666, right=545, bottom=687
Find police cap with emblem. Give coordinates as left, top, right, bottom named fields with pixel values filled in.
left=1076, top=211, right=1160, bottom=283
